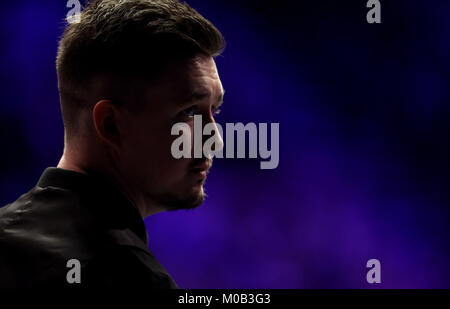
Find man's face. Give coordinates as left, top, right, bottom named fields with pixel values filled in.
left=118, top=55, right=224, bottom=213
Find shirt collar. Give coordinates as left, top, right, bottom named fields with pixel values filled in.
left=37, top=167, right=148, bottom=245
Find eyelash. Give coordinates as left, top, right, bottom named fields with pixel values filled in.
left=182, top=106, right=196, bottom=117
left=182, top=106, right=222, bottom=117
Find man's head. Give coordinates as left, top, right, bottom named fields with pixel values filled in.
left=56, top=0, right=225, bottom=216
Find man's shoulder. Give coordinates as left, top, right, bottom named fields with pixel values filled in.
left=0, top=185, right=113, bottom=287
left=0, top=185, right=178, bottom=288
left=0, top=185, right=108, bottom=255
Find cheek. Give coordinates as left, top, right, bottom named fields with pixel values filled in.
left=122, top=122, right=190, bottom=177
left=119, top=120, right=159, bottom=173
left=152, top=130, right=194, bottom=183
left=154, top=135, right=190, bottom=172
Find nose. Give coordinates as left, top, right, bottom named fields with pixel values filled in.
left=204, top=114, right=224, bottom=157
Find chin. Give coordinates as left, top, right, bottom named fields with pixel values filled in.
left=181, top=185, right=206, bottom=209
left=159, top=183, right=207, bottom=212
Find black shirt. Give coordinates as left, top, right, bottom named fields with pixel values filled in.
left=0, top=167, right=178, bottom=288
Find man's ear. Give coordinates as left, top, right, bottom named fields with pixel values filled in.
left=92, top=100, right=122, bottom=151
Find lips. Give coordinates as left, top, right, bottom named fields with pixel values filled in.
left=190, top=160, right=212, bottom=181
left=190, top=160, right=211, bottom=173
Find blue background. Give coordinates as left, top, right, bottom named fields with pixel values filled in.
left=0, top=0, right=449, bottom=288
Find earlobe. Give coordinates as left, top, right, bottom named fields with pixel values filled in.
left=92, top=100, right=121, bottom=150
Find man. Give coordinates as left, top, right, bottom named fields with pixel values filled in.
left=0, top=0, right=225, bottom=288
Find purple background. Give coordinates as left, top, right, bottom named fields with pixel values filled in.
left=0, top=0, right=449, bottom=288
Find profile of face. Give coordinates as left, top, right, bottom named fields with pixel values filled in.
left=113, top=55, right=224, bottom=213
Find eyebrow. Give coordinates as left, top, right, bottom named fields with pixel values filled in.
left=184, top=89, right=225, bottom=106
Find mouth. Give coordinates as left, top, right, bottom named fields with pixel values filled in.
left=190, top=160, right=212, bottom=181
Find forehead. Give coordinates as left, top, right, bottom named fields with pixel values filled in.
left=158, top=55, right=224, bottom=102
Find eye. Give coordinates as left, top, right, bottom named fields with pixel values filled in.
left=182, top=106, right=196, bottom=117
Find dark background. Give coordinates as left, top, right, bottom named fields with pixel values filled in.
left=0, top=0, right=449, bottom=288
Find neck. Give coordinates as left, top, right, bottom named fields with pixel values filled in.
left=57, top=144, right=165, bottom=219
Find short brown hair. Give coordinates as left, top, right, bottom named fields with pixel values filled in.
left=56, top=0, right=225, bottom=132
